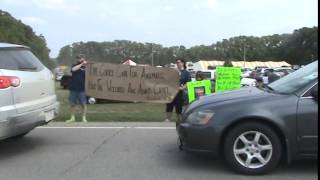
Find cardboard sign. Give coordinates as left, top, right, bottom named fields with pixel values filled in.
left=215, top=67, right=241, bottom=93
left=187, top=80, right=212, bottom=103
left=85, top=62, right=180, bottom=103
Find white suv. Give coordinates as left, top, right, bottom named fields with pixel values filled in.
left=0, top=43, right=59, bottom=140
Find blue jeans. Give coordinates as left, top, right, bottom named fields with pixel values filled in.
left=69, top=91, right=87, bottom=106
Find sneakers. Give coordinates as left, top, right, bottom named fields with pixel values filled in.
left=165, top=112, right=172, bottom=122
left=164, top=118, right=170, bottom=122
left=65, top=115, right=88, bottom=123
left=82, top=116, right=88, bottom=123
left=65, top=115, right=75, bottom=123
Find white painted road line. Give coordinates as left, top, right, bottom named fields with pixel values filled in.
left=38, top=126, right=176, bottom=130
left=134, top=127, right=176, bottom=129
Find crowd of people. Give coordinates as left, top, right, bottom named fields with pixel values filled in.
left=248, top=67, right=292, bottom=88
left=64, top=55, right=199, bottom=123
left=64, top=54, right=294, bottom=123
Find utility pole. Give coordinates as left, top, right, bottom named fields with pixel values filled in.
left=151, top=43, right=154, bottom=66
left=243, top=45, right=246, bottom=68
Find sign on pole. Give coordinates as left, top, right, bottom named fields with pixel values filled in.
left=85, top=62, right=180, bottom=103
left=215, top=67, right=241, bottom=93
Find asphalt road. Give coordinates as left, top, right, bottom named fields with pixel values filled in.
left=0, top=126, right=317, bottom=180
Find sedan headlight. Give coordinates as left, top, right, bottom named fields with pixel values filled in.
left=186, top=109, right=215, bottom=125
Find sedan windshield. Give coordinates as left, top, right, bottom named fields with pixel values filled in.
left=268, top=60, right=318, bottom=94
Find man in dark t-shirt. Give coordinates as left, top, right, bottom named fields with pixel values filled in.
left=66, top=55, right=88, bottom=123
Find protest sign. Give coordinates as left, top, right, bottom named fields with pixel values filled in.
left=215, top=67, right=241, bottom=93
left=85, top=62, right=180, bottom=103
left=187, top=80, right=212, bottom=103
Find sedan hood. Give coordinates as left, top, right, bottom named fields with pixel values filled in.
left=187, top=87, right=267, bottom=110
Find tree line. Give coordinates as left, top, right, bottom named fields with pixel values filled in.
left=57, top=26, right=317, bottom=66
left=0, top=10, right=54, bottom=69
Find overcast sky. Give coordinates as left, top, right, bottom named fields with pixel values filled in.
left=0, top=0, right=318, bottom=58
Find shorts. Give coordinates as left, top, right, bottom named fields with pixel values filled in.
left=69, top=91, right=87, bottom=106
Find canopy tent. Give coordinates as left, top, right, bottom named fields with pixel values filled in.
left=122, top=59, right=137, bottom=66
left=193, top=60, right=291, bottom=70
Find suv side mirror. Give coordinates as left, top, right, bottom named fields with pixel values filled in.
left=311, top=88, right=318, bottom=101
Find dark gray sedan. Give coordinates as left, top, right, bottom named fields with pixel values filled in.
left=177, top=60, right=318, bottom=175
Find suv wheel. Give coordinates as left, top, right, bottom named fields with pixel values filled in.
left=224, top=122, right=282, bottom=175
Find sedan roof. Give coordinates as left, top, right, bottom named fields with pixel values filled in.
left=0, top=42, right=29, bottom=49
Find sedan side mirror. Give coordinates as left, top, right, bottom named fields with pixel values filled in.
left=311, top=88, right=318, bottom=101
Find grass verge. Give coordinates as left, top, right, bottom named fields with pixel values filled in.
left=54, top=82, right=173, bottom=122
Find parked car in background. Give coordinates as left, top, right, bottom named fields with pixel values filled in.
left=0, top=43, right=59, bottom=140
left=60, top=74, right=71, bottom=89
left=55, top=72, right=64, bottom=81
left=190, top=71, right=196, bottom=80
left=273, top=67, right=294, bottom=77
left=190, top=70, right=215, bottom=81
left=256, top=67, right=272, bottom=75
left=241, top=68, right=253, bottom=78
left=292, top=65, right=301, bottom=70
left=201, top=70, right=216, bottom=92
left=255, top=68, right=275, bottom=85
left=254, top=66, right=268, bottom=69
left=258, top=67, right=293, bottom=85
left=177, top=60, right=318, bottom=175
left=201, top=70, right=216, bottom=80
left=54, top=67, right=64, bottom=81
left=262, top=69, right=273, bottom=84
left=241, top=77, right=256, bottom=87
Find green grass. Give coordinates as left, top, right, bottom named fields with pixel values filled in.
left=54, top=82, right=171, bottom=122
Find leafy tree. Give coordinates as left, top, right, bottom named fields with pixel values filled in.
left=0, top=10, right=54, bottom=69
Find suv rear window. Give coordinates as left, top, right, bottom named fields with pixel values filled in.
left=0, top=49, right=44, bottom=72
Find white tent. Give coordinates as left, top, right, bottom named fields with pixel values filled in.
left=193, top=60, right=291, bottom=71
left=122, top=59, right=137, bottom=66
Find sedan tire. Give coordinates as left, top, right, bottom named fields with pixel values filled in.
left=223, top=122, right=282, bottom=175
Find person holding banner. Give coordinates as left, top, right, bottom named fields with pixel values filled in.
left=195, top=71, right=205, bottom=81
left=194, top=71, right=206, bottom=97
left=186, top=71, right=212, bottom=103
left=165, top=58, right=191, bottom=122
left=66, top=55, right=88, bottom=123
